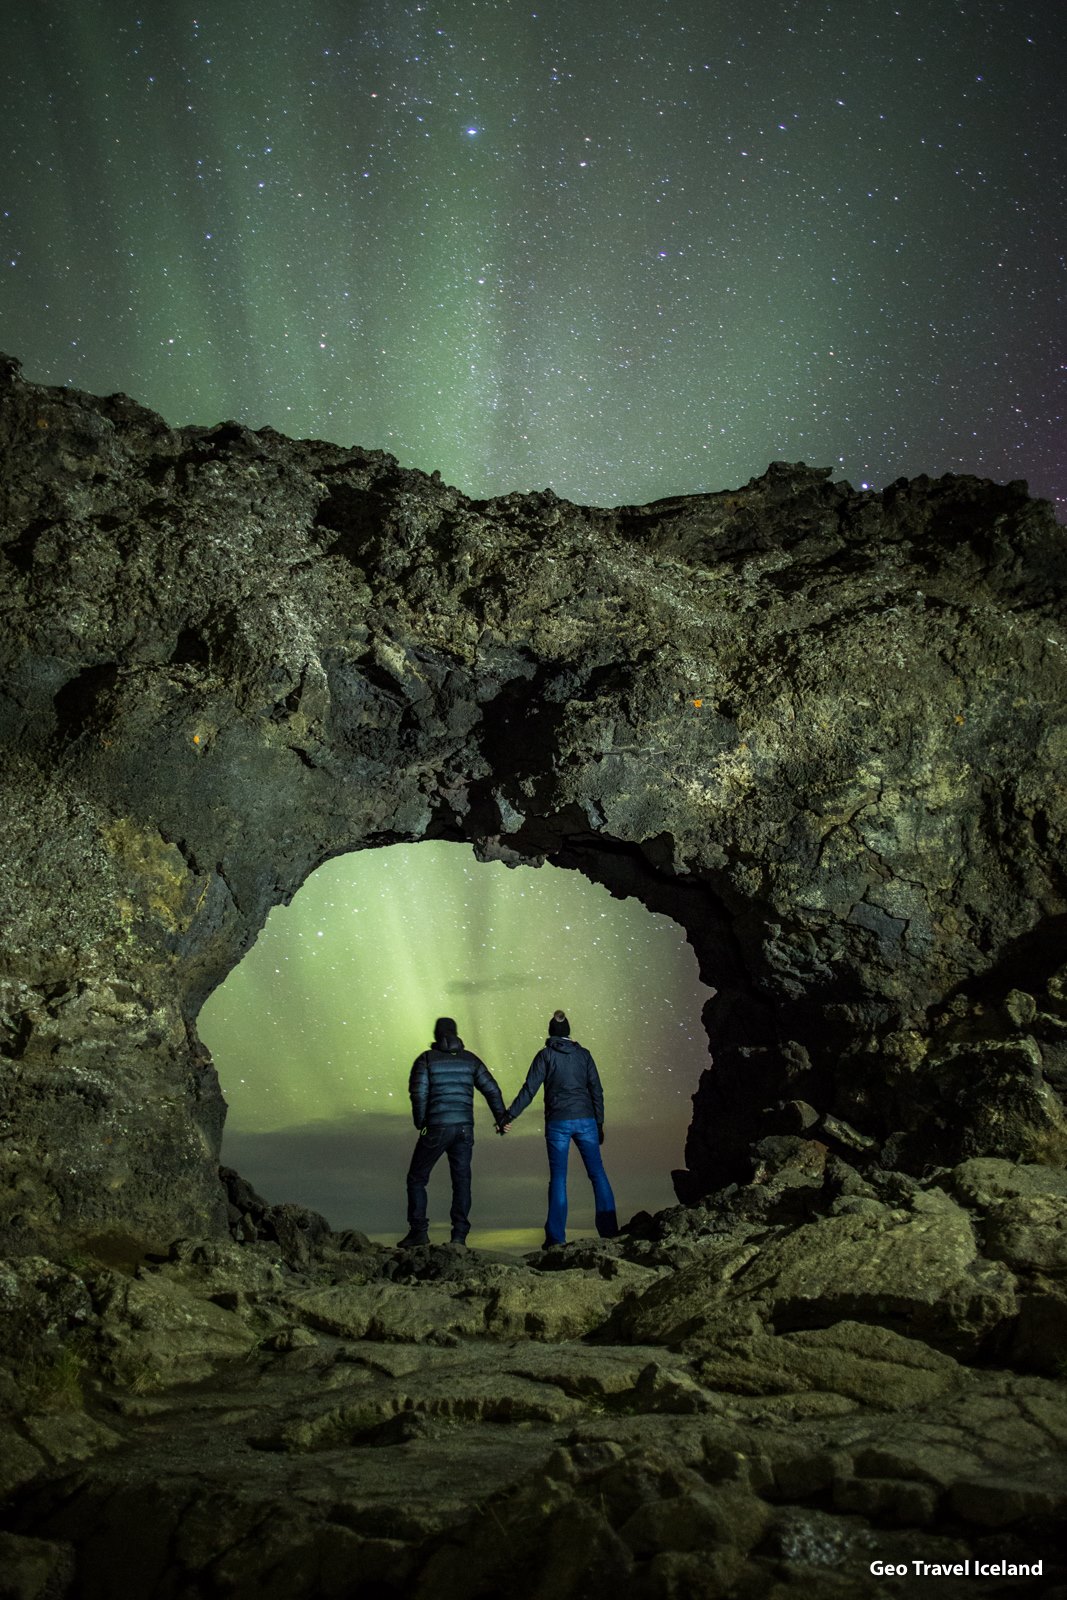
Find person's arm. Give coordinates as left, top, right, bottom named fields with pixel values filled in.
left=505, top=1052, right=547, bottom=1122
left=586, top=1051, right=605, bottom=1128
left=409, top=1053, right=429, bottom=1128
left=473, top=1060, right=508, bottom=1126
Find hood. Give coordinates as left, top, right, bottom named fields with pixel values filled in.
left=434, top=1035, right=464, bottom=1053
left=545, top=1037, right=580, bottom=1052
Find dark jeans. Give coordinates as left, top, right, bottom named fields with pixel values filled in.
left=406, top=1123, right=474, bottom=1240
left=545, top=1117, right=617, bottom=1245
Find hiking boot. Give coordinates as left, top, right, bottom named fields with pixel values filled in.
left=396, top=1231, right=429, bottom=1249
left=449, top=1235, right=469, bottom=1248
left=595, top=1209, right=619, bottom=1239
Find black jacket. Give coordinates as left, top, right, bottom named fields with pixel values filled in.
left=409, top=1034, right=507, bottom=1128
left=506, top=1037, right=605, bottom=1125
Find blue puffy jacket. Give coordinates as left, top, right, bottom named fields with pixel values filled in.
left=506, top=1037, right=605, bottom=1125
left=409, top=1033, right=507, bottom=1128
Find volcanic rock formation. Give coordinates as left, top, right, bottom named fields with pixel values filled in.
left=1, top=353, right=1066, bottom=1254
left=3, top=360, right=1067, bottom=1599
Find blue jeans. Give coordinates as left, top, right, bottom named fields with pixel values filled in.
left=406, top=1124, right=473, bottom=1240
left=545, top=1118, right=617, bottom=1245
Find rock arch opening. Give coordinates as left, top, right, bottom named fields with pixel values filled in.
left=2, top=364, right=1065, bottom=1259
left=198, top=840, right=713, bottom=1246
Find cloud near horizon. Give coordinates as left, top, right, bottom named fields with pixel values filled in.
left=222, top=1108, right=683, bottom=1238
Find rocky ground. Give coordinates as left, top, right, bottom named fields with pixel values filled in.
left=3, top=1152, right=1066, bottom=1600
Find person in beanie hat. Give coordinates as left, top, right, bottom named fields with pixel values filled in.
left=398, top=1016, right=508, bottom=1248
left=502, top=1009, right=618, bottom=1248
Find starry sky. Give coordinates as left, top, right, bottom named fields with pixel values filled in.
left=199, top=845, right=711, bottom=1245
left=1, top=0, right=1064, bottom=512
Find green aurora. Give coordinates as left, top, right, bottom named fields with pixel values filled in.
left=199, top=844, right=711, bottom=1247
left=3, top=1, right=1061, bottom=510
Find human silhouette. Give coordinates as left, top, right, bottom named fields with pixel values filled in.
left=503, top=1010, right=618, bottom=1248
left=398, top=1016, right=507, bottom=1248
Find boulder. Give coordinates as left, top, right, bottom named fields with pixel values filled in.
left=948, top=1457, right=1067, bottom=1528
left=252, top=1369, right=582, bottom=1452
left=595, top=1237, right=765, bottom=1345
left=0, top=1426, right=47, bottom=1500
left=724, top=1196, right=1018, bottom=1355
left=484, top=1264, right=657, bottom=1340
left=981, top=1194, right=1067, bottom=1274
left=940, top=1038, right=1067, bottom=1162
left=692, top=1321, right=967, bottom=1411
left=91, top=1267, right=256, bottom=1386
left=0, top=1531, right=74, bottom=1600
left=282, top=1280, right=486, bottom=1343
left=945, top=1156, right=1067, bottom=1210
left=20, top=1411, right=121, bottom=1470
left=154, top=1237, right=290, bottom=1295
left=0, top=1257, right=93, bottom=1371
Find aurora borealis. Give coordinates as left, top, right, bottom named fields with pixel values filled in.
left=2, top=0, right=1063, bottom=512
left=199, top=845, right=711, bottom=1243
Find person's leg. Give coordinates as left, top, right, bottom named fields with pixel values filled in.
left=572, top=1119, right=618, bottom=1236
left=544, top=1119, right=574, bottom=1245
left=403, top=1128, right=445, bottom=1243
left=445, top=1125, right=473, bottom=1242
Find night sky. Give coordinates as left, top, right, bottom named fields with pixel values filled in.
left=2, top=0, right=1063, bottom=511
left=4, top=2, right=1063, bottom=1240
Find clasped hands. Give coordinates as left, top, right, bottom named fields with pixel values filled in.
left=496, top=1119, right=512, bottom=1136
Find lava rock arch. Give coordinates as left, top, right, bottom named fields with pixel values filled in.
left=1, top=355, right=1065, bottom=1255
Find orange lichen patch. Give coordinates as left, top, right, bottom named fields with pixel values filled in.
left=691, top=698, right=703, bottom=708
left=192, top=734, right=201, bottom=745
left=35, top=416, right=49, bottom=429
left=954, top=714, right=966, bottom=725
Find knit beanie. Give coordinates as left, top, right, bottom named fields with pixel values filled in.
left=434, top=1016, right=458, bottom=1044
left=548, top=1010, right=570, bottom=1037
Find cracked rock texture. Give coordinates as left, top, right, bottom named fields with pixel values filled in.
left=1, top=1166, right=1065, bottom=1598
left=1, top=355, right=1066, bottom=1253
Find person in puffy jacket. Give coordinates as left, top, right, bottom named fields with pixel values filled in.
left=398, top=1016, right=507, bottom=1248
left=503, top=1009, right=618, bottom=1248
